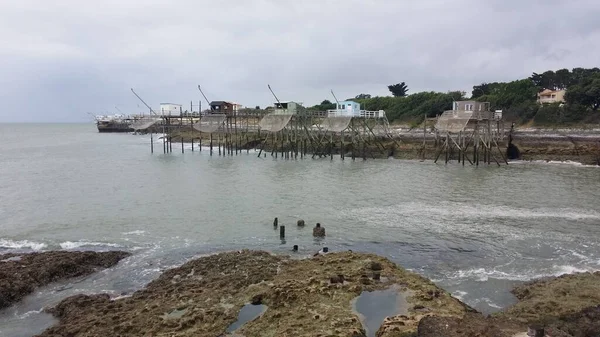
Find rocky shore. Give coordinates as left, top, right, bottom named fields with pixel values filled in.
left=28, top=250, right=600, bottom=337
left=167, top=127, right=600, bottom=165
left=0, top=250, right=130, bottom=310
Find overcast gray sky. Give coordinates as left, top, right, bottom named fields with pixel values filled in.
left=1, top=0, right=599, bottom=122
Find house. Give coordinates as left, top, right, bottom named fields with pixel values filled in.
left=335, top=101, right=361, bottom=116
left=448, top=101, right=494, bottom=121
left=537, top=89, right=566, bottom=104
left=326, top=100, right=386, bottom=118
left=209, top=101, right=244, bottom=114
left=273, top=101, right=303, bottom=114
left=160, top=103, right=182, bottom=116
left=452, top=101, right=490, bottom=112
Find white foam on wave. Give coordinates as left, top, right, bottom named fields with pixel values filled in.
left=19, top=309, right=44, bottom=319
left=511, top=160, right=600, bottom=168
left=452, top=290, right=468, bottom=301
left=347, top=201, right=600, bottom=224
left=122, top=230, right=146, bottom=235
left=444, top=264, right=598, bottom=282
left=0, top=239, right=47, bottom=251
left=60, top=241, right=123, bottom=250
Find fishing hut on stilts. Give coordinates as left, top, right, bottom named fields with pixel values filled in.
left=313, top=90, right=397, bottom=160
left=433, top=101, right=507, bottom=166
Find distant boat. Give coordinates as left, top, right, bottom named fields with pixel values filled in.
left=92, top=114, right=135, bottom=133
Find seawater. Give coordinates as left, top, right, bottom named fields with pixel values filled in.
left=1, top=123, right=599, bottom=337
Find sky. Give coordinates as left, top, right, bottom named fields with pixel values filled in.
left=1, top=0, right=599, bottom=122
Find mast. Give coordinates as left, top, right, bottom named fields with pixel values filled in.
left=130, top=88, right=157, bottom=115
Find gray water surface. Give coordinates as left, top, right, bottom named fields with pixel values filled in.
left=226, top=304, right=268, bottom=333
left=1, top=124, right=599, bottom=336
left=353, top=287, right=409, bottom=337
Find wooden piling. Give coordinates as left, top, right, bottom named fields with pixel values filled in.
left=280, top=225, right=285, bottom=238
left=150, top=133, right=154, bottom=153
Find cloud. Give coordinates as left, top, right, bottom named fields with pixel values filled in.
left=0, top=0, right=599, bottom=122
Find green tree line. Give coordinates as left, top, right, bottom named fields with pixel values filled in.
left=308, top=67, right=600, bottom=125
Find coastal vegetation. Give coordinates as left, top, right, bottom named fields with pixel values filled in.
left=308, top=67, right=600, bottom=126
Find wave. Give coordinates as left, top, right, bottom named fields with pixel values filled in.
left=18, top=309, right=44, bottom=319
left=510, top=160, right=599, bottom=168
left=443, top=264, right=598, bottom=282
left=451, top=290, right=468, bottom=301
left=122, top=230, right=146, bottom=235
left=59, top=241, right=123, bottom=250
left=346, top=202, right=600, bottom=223
left=0, top=239, right=47, bottom=251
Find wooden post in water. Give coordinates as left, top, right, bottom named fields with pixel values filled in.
left=181, top=135, right=184, bottom=153
left=330, top=132, right=333, bottom=160
left=191, top=137, right=194, bottom=152
left=210, top=133, right=213, bottom=155
left=341, top=129, right=345, bottom=160
left=280, top=225, right=285, bottom=238
left=422, top=114, right=427, bottom=160
left=351, top=119, right=356, bottom=161
left=281, top=130, right=284, bottom=159
left=150, top=132, right=154, bottom=153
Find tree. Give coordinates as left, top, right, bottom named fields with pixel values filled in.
left=448, top=90, right=466, bottom=101
left=565, top=74, right=600, bottom=111
left=388, top=82, right=408, bottom=97
left=308, top=99, right=336, bottom=111
left=355, top=93, right=371, bottom=99
left=472, top=82, right=501, bottom=98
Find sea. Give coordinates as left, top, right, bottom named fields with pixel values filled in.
left=0, top=123, right=599, bottom=337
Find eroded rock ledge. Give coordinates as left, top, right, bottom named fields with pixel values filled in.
left=36, top=251, right=600, bottom=337
left=38, top=250, right=467, bottom=337
left=0, top=250, right=130, bottom=310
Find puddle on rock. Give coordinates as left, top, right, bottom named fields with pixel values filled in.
left=352, top=286, right=410, bottom=337
left=1, top=256, right=22, bottom=262
left=161, top=308, right=188, bottom=320
left=225, top=304, right=267, bottom=333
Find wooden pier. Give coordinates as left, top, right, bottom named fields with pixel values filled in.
left=133, top=99, right=508, bottom=165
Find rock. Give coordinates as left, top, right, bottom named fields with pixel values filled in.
left=37, top=251, right=468, bottom=337
left=313, top=223, right=326, bottom=237
left=367, top=261, right=383, bottom=271
left=47, top=293, right=111, bottom=319
left=251, top=294, right=264, bottom=305
left=297, top=219, right=305, bottom=227
left=359, top=275, right=371, bottom=285
left=544, top=305, right=600, bottom=336
left=0, top=250, right=130, bottom=310
left=330, top=275, right=345, bottom=284
left=499, top=271, right=600, bottom=324
left=416, top=313, right=525, bottom=337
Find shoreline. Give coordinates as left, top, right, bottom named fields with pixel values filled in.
left=159, top=127, right=600, bottom=166
left=2, top=249, right=599, bottom=336
left=0, top=250, right=130, bottom=310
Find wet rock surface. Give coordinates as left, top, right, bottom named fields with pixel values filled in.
left=31, top=251, right=600, bottom=337
left=38, top=250, right=467, bottom=337
left=416, top=271, right=600, bottom=337
left=0, top=250, right=130, bottom=310
left=500, top=271, right=600, bottom=324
